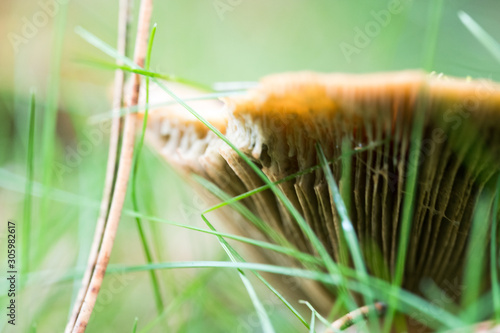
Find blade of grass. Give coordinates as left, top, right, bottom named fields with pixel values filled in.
left=339, top=139, right=352, bottom=216
left=208, top=232, right=276, bottom=333
left=135, top=151, right=166, bottom=289
left=237, top=270, right=275, bottom=333
left=317, top=143, right=379, bottom=331
left=105, top=260, right=462, bottom=330
left=461, top=194, right=495, bottom=323
left=0, top=168, right=322, bottom=269
left=0, top=168, right=99, bottom=209
left=76, top=58, right=213, bottom=92
left=308, top=306, right=316, bottom=333
left=212, top=81, right=258, bottom=91
left=383, top=89, right=427, bottom=332
left=130, top=210, right=321, bottom=266
left=318, top=143, right=370, bottom=281
left=202, top=216, right=308, bottom=330
left=23, top=231, right=463, bottom=331
left=458, top=11, right=500, bottom=63
left=194, top=175, right=308, bottom=259
left=130, top=23, right=165, bottom=315
left=40, top=0, right=68, bottom=227
left=492, top=176, right=500, bottom=321
left=132, top=318, right=138, bottom=333
left=22, top=90, right=36, bottom=282
left=384, top=0, right=443, bottom=331
left=88, top=90, right=246, bottom=123
left=457, top=288, right=498, bottom=328
left=37, top=2, right=68, bottom=307
left=457, top=19, right=500, bottom=321
left=300, top=300, right=331, bottom=331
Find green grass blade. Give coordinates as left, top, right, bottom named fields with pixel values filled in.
left=194, top=175, right=309, bottom=258
left=88, top=91, right=246, bottom=123
left=492, top=176, right=500, bottom=321
left=202, top=216, right=308, bottom=330
left=0, top=164, right=323, bottom=268
left=76, top=58, right=213, bottom=92
left=384, top=0, right=443, bottom=330
left=132, top=317, right=138, bottom=333
left=40, top=0, right=68, bottom=211
left=339, top=139, right=352, bottom=216
left=126, top=210, right=322, bottom=267
left=458, top=11, right=500, bottom=62
left=461, top=194, right=495, bottom=323
left=105, top=260, right=462, bottom=330
left=422, top=0, right=444, bottom=70
left=129, top=24, right=165, bottom=315
left=0, top=168, right=99, bottom=209
left=458, top=292, right=496, bottom=328
left=204, top=217, right=276, bottom=333
left=22, top=90, right=36, bottom=280
left=317, top=143, right=378, bottom=331
left=383, top=92, right=425, bottom=332
left=309, top=308, right=316, bottom=333
left=239, top=271, right=276, bottom=333
left=300, top=300, right=332, bottom=332
left=317, top=144, right=369, bottom=281
left=38, top=0, right=68, bottom=285
left=458, top=20, right=500, bottom=319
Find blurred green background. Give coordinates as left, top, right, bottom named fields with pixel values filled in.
left=1, top=0, right=500, bottom=332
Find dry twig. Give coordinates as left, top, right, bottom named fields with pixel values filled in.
left=326, top=302, right=387, bottom=332
left=67, top=0, right=154, bottom=331
left=64, top=1, right=130, bottom=332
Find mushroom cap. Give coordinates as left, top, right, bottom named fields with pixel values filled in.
left=145, top=71, right=500, bottom=311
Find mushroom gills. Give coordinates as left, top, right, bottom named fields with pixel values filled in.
left=145, top=71, right=500, bottom=311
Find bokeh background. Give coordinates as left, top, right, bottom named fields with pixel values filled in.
left=1, top=0, right=500, bottom=332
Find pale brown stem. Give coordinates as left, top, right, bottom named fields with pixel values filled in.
left=68, top=0, right=153, bottom=331
left=64, top=0, right=130, bottom=332
left=326, top=302, right=387, bottom=332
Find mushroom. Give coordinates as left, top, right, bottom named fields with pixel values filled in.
left=144, top=71, right=500, bottom=329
